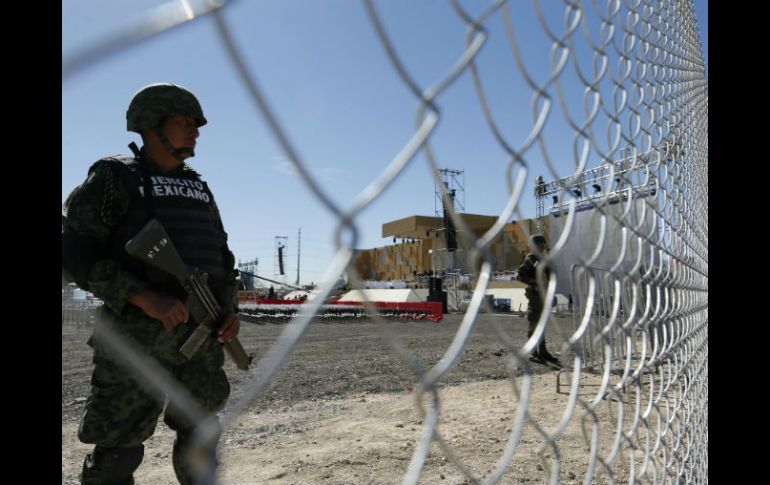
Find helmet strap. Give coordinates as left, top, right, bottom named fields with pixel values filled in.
left=152, top=126, right=194, bottom=161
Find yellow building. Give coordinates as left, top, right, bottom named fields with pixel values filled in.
left=351, top=214, right=548, bottom=281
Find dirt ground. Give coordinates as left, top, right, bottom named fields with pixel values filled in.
left=63, top=313, right=639, bottom=484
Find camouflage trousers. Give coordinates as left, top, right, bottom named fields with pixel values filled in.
left=524, top=286, right=549, bottom=355
left=78, top=306, right=230, bottom=449
left=525, top=286, right=544, bottom=331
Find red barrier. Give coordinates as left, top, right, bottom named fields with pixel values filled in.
left=334, top=300, right=443, bottom=316
left=237, top=298, right=443, bottom=321
left=246, top=298, right=304, bottom=305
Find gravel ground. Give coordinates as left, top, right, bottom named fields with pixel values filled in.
left=63, top=312, right=643, bottom=484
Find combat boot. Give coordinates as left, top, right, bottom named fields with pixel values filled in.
left=172, top=428, right=219, bottom=485
left=80, top=445, right=144, bottom=485
left=535, top=341, right=561, bottom=367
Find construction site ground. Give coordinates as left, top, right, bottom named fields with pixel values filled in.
left=63, top=313, right=635, bottom=484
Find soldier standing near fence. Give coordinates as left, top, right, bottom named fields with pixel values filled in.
left=62, top=83, right=241, bottom=485
left=517, top=235, right=560, bottom=366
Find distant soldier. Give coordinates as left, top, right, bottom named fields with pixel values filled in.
left=517, top=235, right=560, bottom=366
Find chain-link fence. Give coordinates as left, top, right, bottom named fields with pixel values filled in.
left=63, top=0, right=707, bottom=483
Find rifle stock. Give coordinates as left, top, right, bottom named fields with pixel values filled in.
left=125, top=219, right=252, bottom=370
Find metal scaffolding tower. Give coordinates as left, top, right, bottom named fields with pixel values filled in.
left=433, top=168, right=465, bottom=274
left=237, top=258, right=260, bottom=290
left=434, top=168, right=465, bottom=217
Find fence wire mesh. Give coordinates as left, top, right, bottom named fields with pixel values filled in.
left=63, top=0, right=707, bottom=483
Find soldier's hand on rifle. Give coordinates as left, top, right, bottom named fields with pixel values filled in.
left=128, top=290, right=190, bottom=332
left=218, top=312, right=240, bottom=343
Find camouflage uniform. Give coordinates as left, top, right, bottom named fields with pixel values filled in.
left=62, top=84, right=237, bottom=485
left=517, top=249, right=556, bottom=361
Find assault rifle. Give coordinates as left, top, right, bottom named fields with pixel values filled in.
left=125, top=219, right=252, bottom=370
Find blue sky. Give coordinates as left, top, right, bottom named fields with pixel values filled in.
left=63, top=0, right=707, bottom=286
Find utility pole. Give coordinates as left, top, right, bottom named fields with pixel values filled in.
left=535, top=175, right=545, bottom=235
left=296, top=227, right=301, bottom=286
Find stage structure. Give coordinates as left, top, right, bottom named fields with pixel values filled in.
left=535, top=149, right=662, bottom=295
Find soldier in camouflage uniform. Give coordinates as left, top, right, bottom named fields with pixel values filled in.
left=517, top=235, right=560, bottom=366
left=62, top=83, right=241, bottom=485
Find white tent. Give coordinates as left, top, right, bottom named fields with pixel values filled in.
left=338, top=289, right=422, bottom=303
left=547, top=199, right=658, bottom=296
left=283, top=290, right=317, bottom=301
left=483, top=288, right=529, bottom=312
left=484, top=289, right=569, bottom=312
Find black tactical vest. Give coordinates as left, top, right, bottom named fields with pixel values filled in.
left=94, top=156, right=228, bottom=299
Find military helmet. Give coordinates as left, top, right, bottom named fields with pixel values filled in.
left=126, top=83, right=207, bottom=133
left=530, top=235, right=547, bottom=246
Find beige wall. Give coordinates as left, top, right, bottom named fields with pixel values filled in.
left=352, top=241, right=430, bottom=281
left=352, top=214, right=550, bottom=282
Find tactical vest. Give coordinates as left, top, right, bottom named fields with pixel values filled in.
left=519, top=253, right=549, bottom=291
left=94, top=156, right=227, bottom=299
